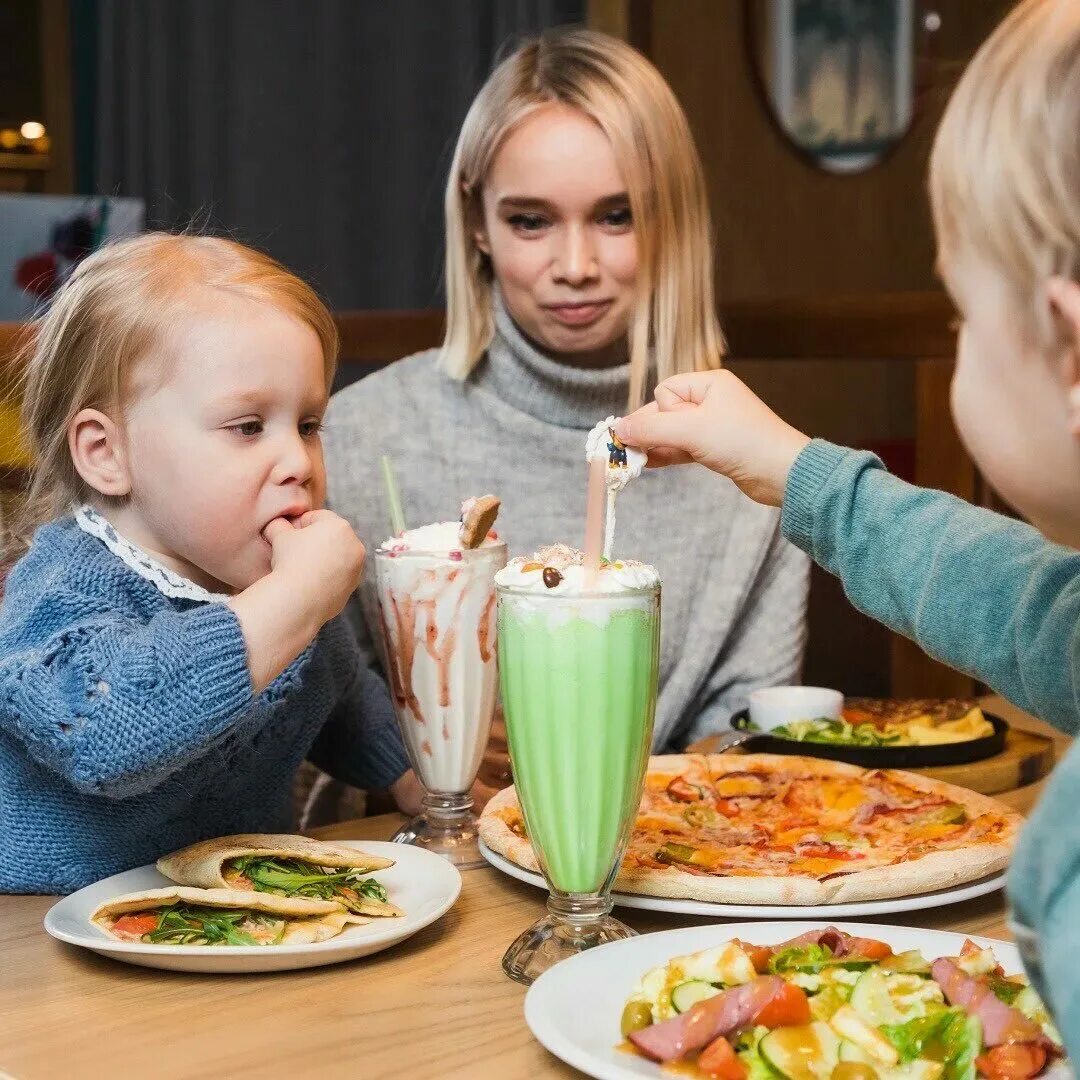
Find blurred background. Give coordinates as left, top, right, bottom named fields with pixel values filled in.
left=0, top=0, right=1015, bottom=696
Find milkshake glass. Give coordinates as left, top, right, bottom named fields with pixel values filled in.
left=374, top=522, right=507, bottom=869
left=495, top=546, right=660, bottom=983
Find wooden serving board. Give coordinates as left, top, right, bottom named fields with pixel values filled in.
left=686, top=727, right=1056, bottom=795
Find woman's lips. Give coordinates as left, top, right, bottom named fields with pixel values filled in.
left=544, top=300, right=613, bottom=327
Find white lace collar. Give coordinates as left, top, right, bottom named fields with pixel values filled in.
left=75, top=505, right=230, bottom=603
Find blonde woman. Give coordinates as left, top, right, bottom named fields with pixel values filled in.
left=326, top=29, right=809, bottom=766
left=0, top=233, right=421, bottom=894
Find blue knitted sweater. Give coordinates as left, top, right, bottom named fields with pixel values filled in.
left=0, top=517, right=409, bottom=894
left=784, top=440, right=1080, bottom=1059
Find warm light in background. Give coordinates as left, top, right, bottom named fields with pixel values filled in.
left=0, top=129, right=18, bottom=150
left=20, top=121, right=46, bottom=140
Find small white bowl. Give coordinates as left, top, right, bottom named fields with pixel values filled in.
left=749, top=686, right=844, bottom=732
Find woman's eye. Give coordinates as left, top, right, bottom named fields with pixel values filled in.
left=507, top=213, right=549, bottom=233
left=299, top=420, right=324, bottom=438
left=599, top=207, right=632, bottom=229
left=231, top=420, right=263, bottom=438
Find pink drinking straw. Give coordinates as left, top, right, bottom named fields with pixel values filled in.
left=583, top=457, right=606, bottom=587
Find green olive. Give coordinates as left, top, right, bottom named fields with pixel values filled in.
left=620, top=1000, right=654, bottom=1037
left=831, top=1063, right=878, bottom=1080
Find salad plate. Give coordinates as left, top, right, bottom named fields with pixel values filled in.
left=525, top=921, right=1065, bottom=1080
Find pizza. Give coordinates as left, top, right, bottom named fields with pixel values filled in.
left=478, top=753, right=1021, bottom=905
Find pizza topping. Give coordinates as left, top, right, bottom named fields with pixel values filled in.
left=668, top=777, right=708, bottom=803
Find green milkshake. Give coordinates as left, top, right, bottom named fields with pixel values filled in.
left=495, top=544, right=661, bottom=897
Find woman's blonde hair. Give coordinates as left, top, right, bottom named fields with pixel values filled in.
left=442, top=27, right=725, bottom=409
left=7, top=232, right=338, bottom=559
left=929, top=0, right=1080, bottom=345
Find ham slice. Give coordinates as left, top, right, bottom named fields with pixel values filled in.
left=770, top=926, right=886, bottom=959
left=931, top=958, right=1051, bottom=1048
left=629, top=976, right=786, bottom=1063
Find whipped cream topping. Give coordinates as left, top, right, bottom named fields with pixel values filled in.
left=585, top=416, right=647, bottom=493
left=495, top=543, right=660, bottom=595
left=380, top=520, right=501, bottom=556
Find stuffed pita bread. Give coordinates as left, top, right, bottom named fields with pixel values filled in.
left=91, top=887, right=369, bottom=946
left=156, top=834, right=402, bottom=919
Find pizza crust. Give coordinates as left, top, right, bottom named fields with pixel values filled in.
left=478, top=754, right=1020, bottom=906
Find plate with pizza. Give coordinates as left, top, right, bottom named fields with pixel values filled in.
left=478, top=754, right=1020, bottom=916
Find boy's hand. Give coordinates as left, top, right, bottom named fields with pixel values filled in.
left=614, top=370, right=812, bottom=507
left=263, top=510, right=365, bottom=626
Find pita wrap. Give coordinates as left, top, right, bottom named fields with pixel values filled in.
left=91, top=886, right=369, bottom=945
left=157, top=833, right=402, bottom=919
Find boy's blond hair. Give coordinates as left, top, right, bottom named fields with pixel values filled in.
left=8, top=233, right=338, bottom=558
left=929, top=0, right=1080, bottom=343
left=442, top=27, right=724, bottom=410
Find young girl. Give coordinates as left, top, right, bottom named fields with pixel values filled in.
left=617, top=0, right=1080, bottom=1057
left=0, top=233, right=420, bottom=894
left=324, top=28, right=808, bottom=778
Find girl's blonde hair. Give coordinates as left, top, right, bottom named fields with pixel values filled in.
left=7, top=232, right=338, bottom=558
left=929, top=0, right=1080, bottom=344
left=442, top=27, right=725, bottom=409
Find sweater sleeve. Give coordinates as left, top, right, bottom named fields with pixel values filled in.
left=306, top=605, right=410, bottom=791
left=684, top=528, right=810, bottom=746
left=0, top=602, right=253, bottom=799
left=781, top=439, right=1080, bottom=735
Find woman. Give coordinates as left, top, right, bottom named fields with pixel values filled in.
left=325, top=28, right=808, bottom=775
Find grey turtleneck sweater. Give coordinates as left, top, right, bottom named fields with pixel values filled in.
left=323, top=305, right=809, bottom=749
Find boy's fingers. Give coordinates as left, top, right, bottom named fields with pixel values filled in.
left=644, top=447, right=694, bottom=468
left=615, top=406, right=695, bottom=452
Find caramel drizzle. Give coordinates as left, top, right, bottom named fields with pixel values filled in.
left=477, top=592, right=497, bottom=663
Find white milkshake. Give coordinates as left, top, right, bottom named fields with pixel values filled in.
left=375, top=523, right=506, bottom=792
left=374, top=513, right=507, bottom=868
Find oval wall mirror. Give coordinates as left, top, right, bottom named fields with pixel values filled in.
left=747, top=0, right=939, bottom=174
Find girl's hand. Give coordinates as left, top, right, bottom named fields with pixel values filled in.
left=263, top=510, right=366, bottom=626
left=389, top=768, right=424, bottom=817
left=614, top=370, right=811, bottom=507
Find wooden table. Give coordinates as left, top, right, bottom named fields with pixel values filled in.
left=0, top=698, right=1068, bottom=1080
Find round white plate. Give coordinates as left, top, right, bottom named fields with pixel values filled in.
left=525, top=921, right=1059, bottom=1080
left=44, top=840, right=460, bottom=973
left=479, top=839, right=1005, bottom=919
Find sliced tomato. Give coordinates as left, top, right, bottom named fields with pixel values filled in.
left=848, top=937, right=892, bottom=961
left=975, top=1043, right=1048, bottom=1080
left=732, top=940, right=772, bottom=973
left=698, top=1034, right=747, bottom=1079
left=112, top=913, right=159, bottom=937
left=752, top=982, right=811, bottom=1027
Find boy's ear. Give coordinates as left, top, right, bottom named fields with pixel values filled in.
left=1047, top=277, right=1080, bottom=436
left=68, top=408, right=132, bottom=497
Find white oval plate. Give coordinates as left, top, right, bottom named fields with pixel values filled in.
left=479, top=840, right=1005, bottom=919
left=44, top=841, right=460, bottom=973
left=525, top=921, right=1062, bottom=1080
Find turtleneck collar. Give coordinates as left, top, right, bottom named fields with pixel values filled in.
left=473, top=293, right=638, bottom=429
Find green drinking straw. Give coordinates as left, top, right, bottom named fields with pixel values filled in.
left=380, top=455, right=407, bottom=536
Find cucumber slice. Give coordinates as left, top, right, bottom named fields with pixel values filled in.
left=760, top=1022, right=840, bottom=1080
left=671, top=979, right=719, bottom=1013
left=850, top=970, right=903, bottom=1027
left=838, top=1041, right=876, bottom=1065
left=879, top=951, right=931, bottom=977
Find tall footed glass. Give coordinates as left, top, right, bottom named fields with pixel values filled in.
left=497, top=579, right=660, bottom=984
left=374, top=540, right=507, bottom=869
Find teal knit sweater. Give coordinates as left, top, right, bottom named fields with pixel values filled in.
left=784, top=440, right=1080, bottom=1058
left=0, top=518, right=409, bottom=894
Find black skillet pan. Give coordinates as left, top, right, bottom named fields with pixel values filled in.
left=729, top=708, right=1008, bottom=769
